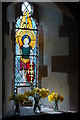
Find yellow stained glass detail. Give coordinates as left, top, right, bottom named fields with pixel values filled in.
left=21, top=57, right=30, bottom=64
left=16, top=11, right=36, bottom=49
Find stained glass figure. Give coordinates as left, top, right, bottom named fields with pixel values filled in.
left=15, top=2, right=38, bottom=92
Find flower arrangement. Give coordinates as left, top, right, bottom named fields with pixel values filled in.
left=8, top=93, right=29, bottom=103
left=48, top=92, right=64, bottom=103
left=9, top=87, right=50, bottom=103
left=8, top=92, right=29, bottom=115
left=33, top=87, right=50, bottom=112
left=23, top=87, right=50, bottom=99
left=24, top=90, right=34, bottom=97
left=48, top=92, right=64, bottom=111
left=34, top=87, right=50, bottom=98
left=8, top=87, right=50, bottom=113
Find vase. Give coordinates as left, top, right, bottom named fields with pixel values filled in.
left=33, top=94, right=41, bottom=113
left=53, top=101, right=58, bottom=111
left=14, top=103, right=20, bottom=116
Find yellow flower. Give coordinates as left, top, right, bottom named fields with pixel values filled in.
left=24, top=90, right=34, bottom=97
left=39, top=88, right=50, bottom=98
left=48, top=94, right=54, bottom=102
left=34, top=87, right=40, bottom=94
left=59, top=95, right=64, bottom=102
left=48, top=92, right=64, bottom=103
left=54, top=93, right=59, bottom=101
left=41, top=88, right=46, bottom=91
left=46, top=89, right=50, bottom=94
left=51, top=92, right=56, bottom=96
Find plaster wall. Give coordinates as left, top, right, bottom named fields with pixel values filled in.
left=3, top=34, right=14, bottom=115
left=39, top=3, right=69, bottom=110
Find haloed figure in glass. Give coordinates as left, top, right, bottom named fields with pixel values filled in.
left=20, top=35, right=35, bottom=84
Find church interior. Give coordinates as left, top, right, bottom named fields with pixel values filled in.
left=0, top=1, right=79, bottom=120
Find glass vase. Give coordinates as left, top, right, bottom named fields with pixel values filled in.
left=33, top=94, right=41, bottom=113
left=14, top=102, right=20, bottom=116
left=53, top=101, right=58, bottom=112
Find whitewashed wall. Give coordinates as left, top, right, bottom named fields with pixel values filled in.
left=3, top=34, right=14, bottom=115
left=38, top=3, right=69, bottom=110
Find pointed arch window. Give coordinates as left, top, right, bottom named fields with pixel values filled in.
left=15, top=2, right=39, bottom=94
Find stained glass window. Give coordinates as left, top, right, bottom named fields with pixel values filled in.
left=15, top=2, right=39, bottom=94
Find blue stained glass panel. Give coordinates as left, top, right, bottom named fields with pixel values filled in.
left=15, top=2, right=39, bottom=93
left=15, top=44, right=21, bottom=55
left=16, top=18, right=20, bottom=28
